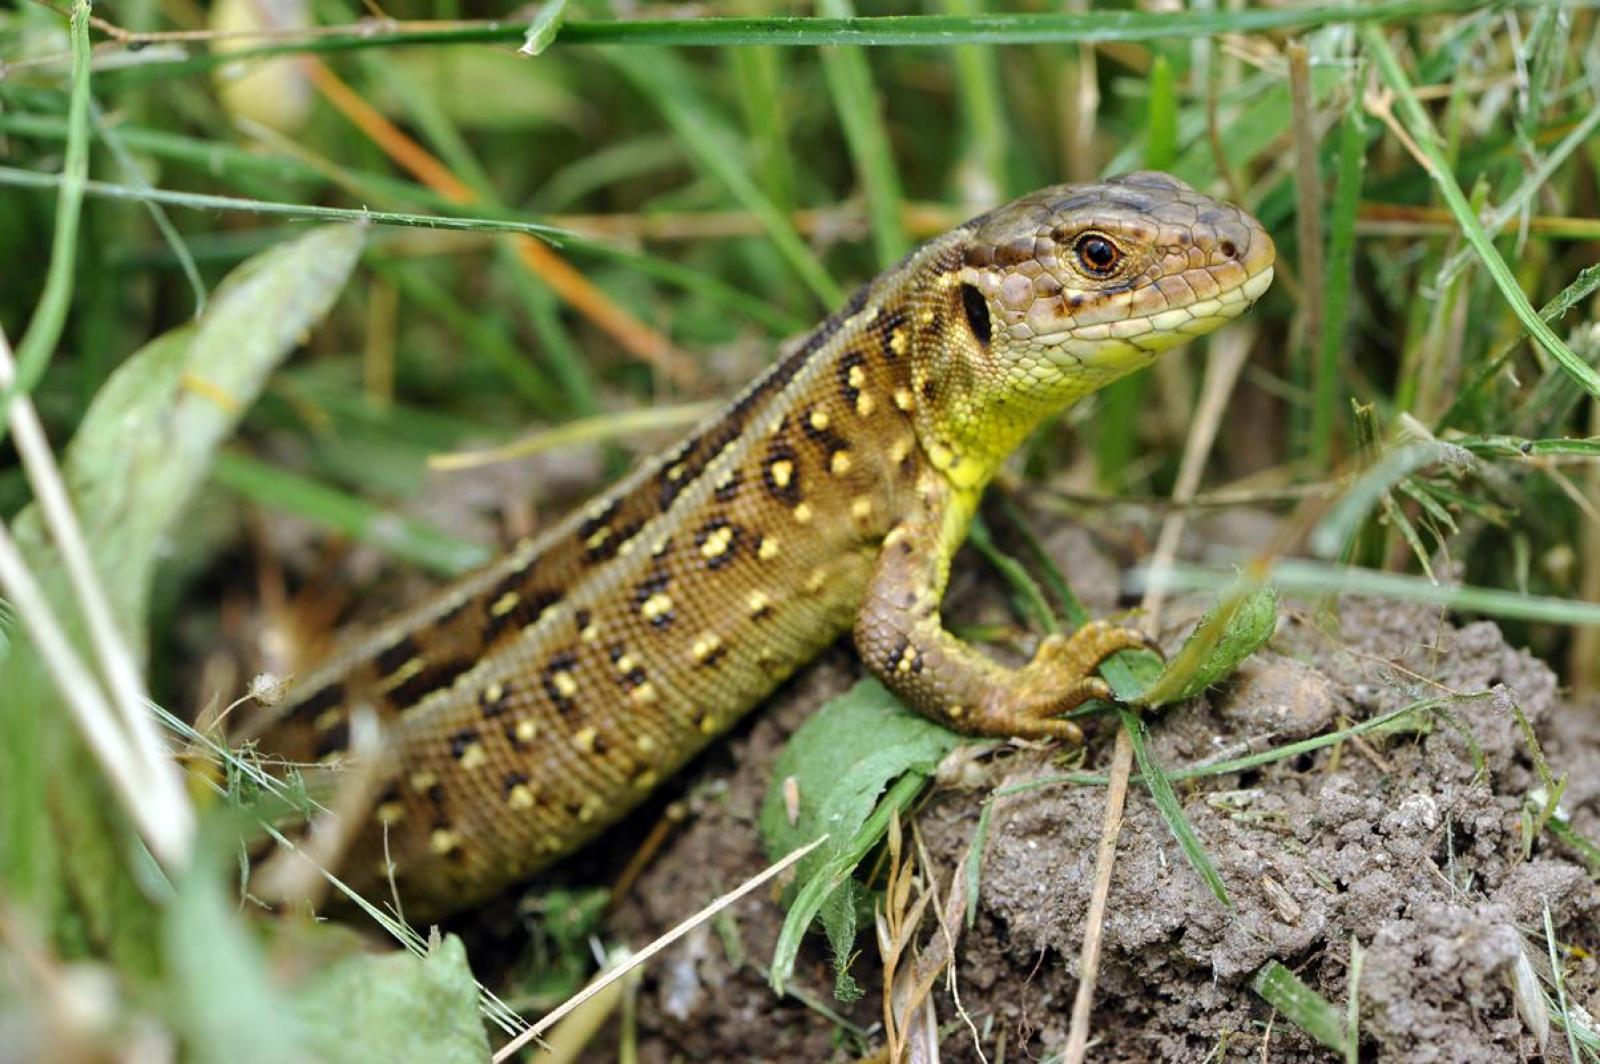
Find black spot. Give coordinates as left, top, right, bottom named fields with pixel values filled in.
left=960, top=283, right=992, bottom=346
left=694, top=516, right=744, bottom=571
left=761, top=440, right=802, bottom=505
left=633, top=565, right=672, bottom=606
left=376, top=636, right=419, bottom=677
left=837, top=351, right=867, bottom=403
left=449, top=727, right=480, bottom=760
left=480, top=683, right=512, bottom=718
left=714, top=469, right=742, bottom=502
left=389, top=657, right=474, bottom=710
left=313, top=721, right=349, bottom=759
left=424, top=782, right=446, bottom=806
left=578, top=497, right=619, bottom=545
left=502, top=771, right=530, bottom=797
left=541, top=650, right=581, bottom=715
left=574, top=609, right=591, bottom=633
left=484, top=583, right=560, bottom=642
left=886, top=637, right=912, bottom=674
left=878, top=310, right=908, bottom=360
left=921, top=378, right=937, bottom=402
left=377, top=783, right=401, bottom=805
left=289, top=682, right=344, bottom=726
left=698, top=644, right=729, bottom=669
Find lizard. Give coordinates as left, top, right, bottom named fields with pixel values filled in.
left=236, top=171, right=1275, bottom=919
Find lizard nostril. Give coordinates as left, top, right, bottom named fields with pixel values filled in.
left=1219, top=239, right=1239, bottom=260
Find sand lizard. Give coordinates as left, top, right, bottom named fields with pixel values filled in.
left=238, top=172, right=1275, bottom=918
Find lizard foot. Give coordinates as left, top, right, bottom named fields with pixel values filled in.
left=963, top=621, right=1153, bottom=742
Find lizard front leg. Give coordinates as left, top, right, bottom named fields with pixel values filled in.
left=854, top=484, right=1148, bottom=742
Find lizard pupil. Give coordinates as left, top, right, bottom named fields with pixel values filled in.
left=960, top=283, right=991, bottom=346
left=1075, top=235, right=1120, bottom=275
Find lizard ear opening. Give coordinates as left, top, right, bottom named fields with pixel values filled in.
left=960, top=283, right=992, bottom=347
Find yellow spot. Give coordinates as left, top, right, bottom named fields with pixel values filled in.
left=808, top=409, right=830, bottom=431
left=385, top=657, right=425, bottom=686
left=830, top=450, right=852, bottom=475
left=429, top=828, right=459, bottom=855
left=889, top=329, right=908, bottom=356
left=507, top=784, right=536, bottom=810
left=897, top=646, right=918, bottom=674
left=700, top=524, right=735, bottom=560
left=893, top=387, right=914, bottom=412
left=847, top=364, right=867, bottom=389
left=804, top=567, right=828, bottom=594
left=918, top=307, right=936, bottom=325
left=615, top=653, right=638, bottom=674
left=618, top=537, right=637, bottom=557
left=630, top=682, right=659, bottom=705
left=667, top=462, right=687, bottom=481
left=948, top=704, right=965, bottom=720
left=552, top=670, right=578, bottom=699
left=747, top=590, right=772, bottom=616
left=484, top=682, right=505, bottom=704
left=641, top=593, right=674, bottom=622
left=490, top=591, right=520, bottom=617
left=770, top=459, right=794, bottom=489
left=890, top=436, right=914, bottom=464
left=636, top=734, right=658, bottom=754
left=633, top=770, right=659, bottom=790
left=793, top=502, right=814, bottom=524
left=581, top=622, right=600, bottom=643
left=856, top=392, right=877, bottom=417
left=714, top=471, right=737, bottom=494
left=698, top=712, right=720, bottom=735
left=515, top=719, right=539, bottom=743
left=851, top=497, right=874, bottom=520
left=376, top=801, right=405, bottom=825
left=652, top=537, right=670, bottom=557
left=409, top=770, right=438, bottom=793
left=578, top=795, right=605, bottom=823
left=758, top=536, right=780, bottom=560
left=541, top=835, right=564, bottom=852
left=927, top=441, right=955, bottom=470
left=884, top=526, right=908, bottom=547
left=458, top=743, right=487, bottom=771
left=573, top=726, right=598, bottom=754
left=692, top=632, right=724, bottom=663
left=584, top=526, right=611, bottom=551
left=313, top=708, right=342, bottom=732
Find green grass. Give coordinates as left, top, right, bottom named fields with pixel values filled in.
left=4, top=0, right=1600, bottom=1059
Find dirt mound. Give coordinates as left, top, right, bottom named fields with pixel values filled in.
left=605, top=588, right=1599, bottom=1062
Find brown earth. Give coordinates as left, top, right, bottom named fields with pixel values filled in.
left=586, top=517, right=1600, bottom=1063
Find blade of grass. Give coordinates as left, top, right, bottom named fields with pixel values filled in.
left=210, top=451, right=491, bottom=576
left=4, top=0, right=92, bottom=432
left=1314, top=92, right=1366, bottom=466
left=84, top=0, right=1569, bottom=83
left=815, top=0, right=907, bottom=267
left=1252, top=960, right=1349, bottom=1055
left=1144, top=558, right=1600, bottom=628
left=1118, top=708, right=1231, bottom=908
left=1362, top=26, right=1600, bottom=400
left=609, top=46, right=842, bottom=309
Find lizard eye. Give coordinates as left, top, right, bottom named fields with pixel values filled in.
left=1074, top=234, right=1122, bottom=276
left=960, top=283, right=992, bottom=346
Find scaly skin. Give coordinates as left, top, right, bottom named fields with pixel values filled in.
left=238, top=172, right=1275, bottom=918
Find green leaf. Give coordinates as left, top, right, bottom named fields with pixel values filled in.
left=1252, top=960, right=1349, bottom=1055
left=165, top=836, right=307, bottom=1063
left=761, top=679, right=962, bottom=997
left=1119, top=708, right=1231, bottom=909
left=1139, top=580, right=1278, bottom=708
left=293, top=933, right=490, bottom=1064
left=11, top=223, right=367, bottom=646
left=520, top=0, right=570, bottom=57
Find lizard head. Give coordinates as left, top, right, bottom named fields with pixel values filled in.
left=910, top=171, right=1274, bottom=483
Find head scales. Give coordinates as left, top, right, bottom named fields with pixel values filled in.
left=906, top=171, right=1275, bottom=488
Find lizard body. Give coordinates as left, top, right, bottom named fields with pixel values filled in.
left=239, top=172, right=1274, bottom=917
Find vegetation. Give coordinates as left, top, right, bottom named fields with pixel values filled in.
left=1, top=0, right=1597, bottom=1059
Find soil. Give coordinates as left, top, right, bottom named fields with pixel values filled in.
left=588, top=510, right=1600, bottom=1063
